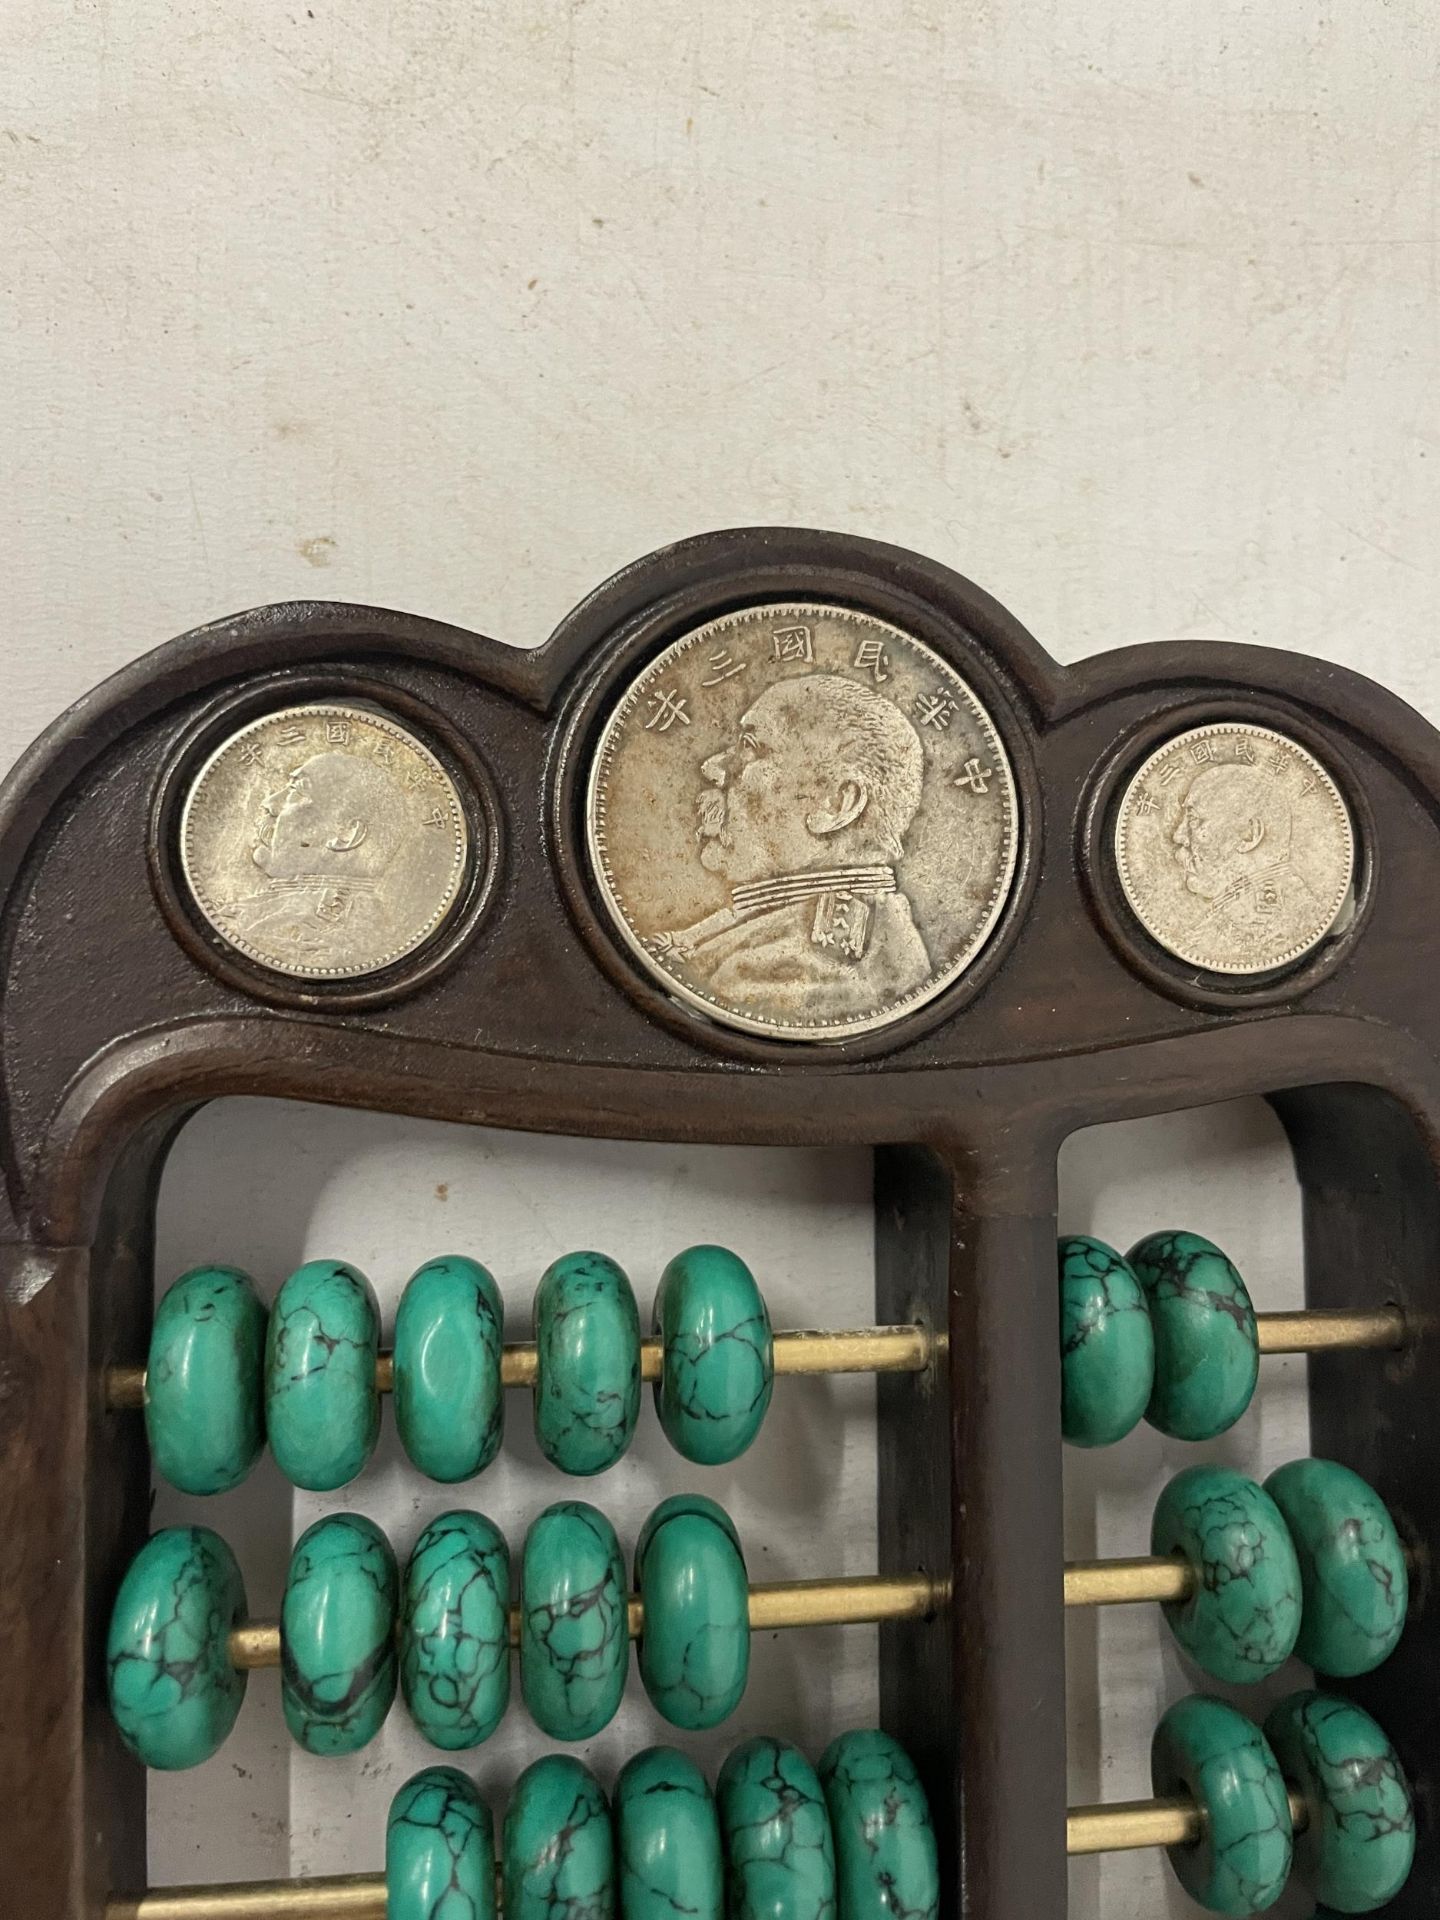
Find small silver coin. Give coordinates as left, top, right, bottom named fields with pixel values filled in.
left=1114, top=722, right=1355, bottom=976
left=180, top=703, right=469, bottom=980
left=585, top=602, right=1020, bottom=1042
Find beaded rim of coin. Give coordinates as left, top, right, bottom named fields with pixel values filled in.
left=179, top=702, right=469, bottom=981
left=584, top=602, right=1021, bottom=1043
left=1113, top=722, right=1356, bottom=977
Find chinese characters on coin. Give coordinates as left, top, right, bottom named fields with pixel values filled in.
left=585, top=604, right=1019, bottom=1041
left=1114, top=723, right=1354, bottom=975
left=180, top=704, right=469, bottom=979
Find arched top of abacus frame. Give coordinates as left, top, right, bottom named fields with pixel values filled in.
left=5, top=525, right=1440, bottom=1253
left=0, top=526, right=1062, bottom=887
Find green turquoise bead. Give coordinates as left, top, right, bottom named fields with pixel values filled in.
left=1129, top=1230, right=1259, bottom=1441
left=616, top=1747, right=722, bottom=1920
left=394, top=1257, right=504, bottom=1484
left=1264, top=1692, right=1414, bottom=1914
left=718, top=1736, right=837, bottom=1920
left=653, top=1245, right=774, bottom=1466
left=145, top=1265, right=267, bottom=1495
left=520, top=1501, right=628, bottom=1740
left=387, top=1765, right=497, bottom=1920
left=265, top=1259, right=381, bottom=1490
left=1151, top=1464, right=1302, bottom=1683
left=106, top=1527, right=248, bottom=1770
left=636, top=1495, right=749, bottom=1730
left=819, top=1728, right=940, bottom=1920
left=533, top=1252, right=641, bottom=1476
left=1151, top=1694, right=1292, bottom=1914
left=1058, top=1235, right=1154, bottom=1448
left=504, top=1755, right=614, bottom=1920
left=1264, top=1459, right=1408, bottom=1678
left=401, top=1509, right=511, bottom=1750
left=282, top=1512, right=398, bottom=1755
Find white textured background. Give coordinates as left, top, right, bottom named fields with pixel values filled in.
left=3, top=6, right=1436, bottom=1916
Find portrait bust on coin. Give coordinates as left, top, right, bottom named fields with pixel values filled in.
left=1115, top=723, right=1354, bottom=976
left=236, top=749, right=409, bottom=955
left=587, top=604, right=1019, bottom=1042
left=653, top=674, right=932, bottom=1023
left=181, top=704, right=470, bottom=980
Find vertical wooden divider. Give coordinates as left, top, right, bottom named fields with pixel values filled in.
left=878, top=1139, right=1067, bottom=1917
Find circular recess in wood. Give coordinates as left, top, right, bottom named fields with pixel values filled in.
left=149, top=671, right=501, bottom=1011
left=1081, top=699, right=1372, bottom=1011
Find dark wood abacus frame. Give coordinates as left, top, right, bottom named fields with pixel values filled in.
left=2, top=525, right=1438, bottom=1919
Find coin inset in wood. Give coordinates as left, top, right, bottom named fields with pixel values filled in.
left=180, top=703, right=469, bottom=980
left=1114, top=723, right=1354, bottom=976
left=585, top=603, right=1020, bottom=1042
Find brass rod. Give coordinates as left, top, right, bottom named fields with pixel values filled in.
left=229, top=1623, right=281, bottom=1669
left=1066, top=1794, right=1202, bottom=1855
left=110, top=1784, right=1315, bottom=1911
left=230, top=1626, right=279, bottom=1670
left=107, top=1304, right=1408, bottom=1412
left=1256, top=1306, right=1406, bottom=1354
left=106, top=1325, right=935, bottom=1411
left=106, top=1367, right=148, bottom=1409
left=219, top=1521, right=1433, bottom=1664
left=1065, top=1536, right=1414, bottom=1610
left=229, top=1571, right=945, bottom=1668
left=1066, top=1788, right=1307, bottom=1856
left=771, top=1327, right=937, bottom=1376
left=748, top=1572, right=945, bottom=1630
left=1064, top=1554, right=1194, bottom=1608
left=106, top=1877, right=387, bottom=1919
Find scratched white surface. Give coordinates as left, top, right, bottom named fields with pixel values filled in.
left=4, top=5, right=1437, bottom=1915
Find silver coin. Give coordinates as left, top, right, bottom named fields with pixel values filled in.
left=585, top=603, right=1020, bottom=1042
left=180, top=703, right=469, bottom=980
left=1114, top=722, right=1355, bottom=975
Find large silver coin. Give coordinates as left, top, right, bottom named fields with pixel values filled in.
left=586, top=603, right=1020, bottom=1042
left=180, top=703, right=469, bottom=979
left=1114, top=722, right=1354, bottom=975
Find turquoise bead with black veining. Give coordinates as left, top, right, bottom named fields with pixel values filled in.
left=636, top=1494, right=749, bottom=1730
left=265, top=1259, right=381, bottom=1490
left=1264, top=1458, right=1408, bottom=1679
left=387, top=1765, right=497, bottom=1920
left=394, top=1256, right=504, bottom=1484
left=1151, top=1463, right=1302, bottom=1683
left=146, top=1265, right=267, bottom=1495
left=718, top=1736, right=837, bottom=1920
left=282, top=1512, right=398, bottom=1754
left=1151, top=1694, right=1293, bottom=1915
left=616, top=1746, right=722, bottom=1920
left=1058, top=1235, right=1154, bottom=1448
left=533, top=1251, right=641, bottom=1476
left=106, top=1526, right=248, bottom=1770
left=1129, top=1230, right=1259, bottom=1441
left=520, top=1501, right=628, bottom=1740
left=401, top=1509, right=511, bottom=1750
left=819, top=1728, right=940, bottom=1920
left=504, top=1754, right=615, bottom=1920
left=1264, top=1691, right=1414, bottom=1913
left=653, top=1244, right=774, bottom=1466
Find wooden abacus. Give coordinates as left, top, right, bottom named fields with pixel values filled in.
left=1, top=526, right=1436, bottom=1918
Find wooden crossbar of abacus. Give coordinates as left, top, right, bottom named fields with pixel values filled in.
left=103, top=1324, right=938, bottom=1408
left=102, top=1303, right=1408, bottom=1409
left=105, top=1786, right=1313, bottom=1915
